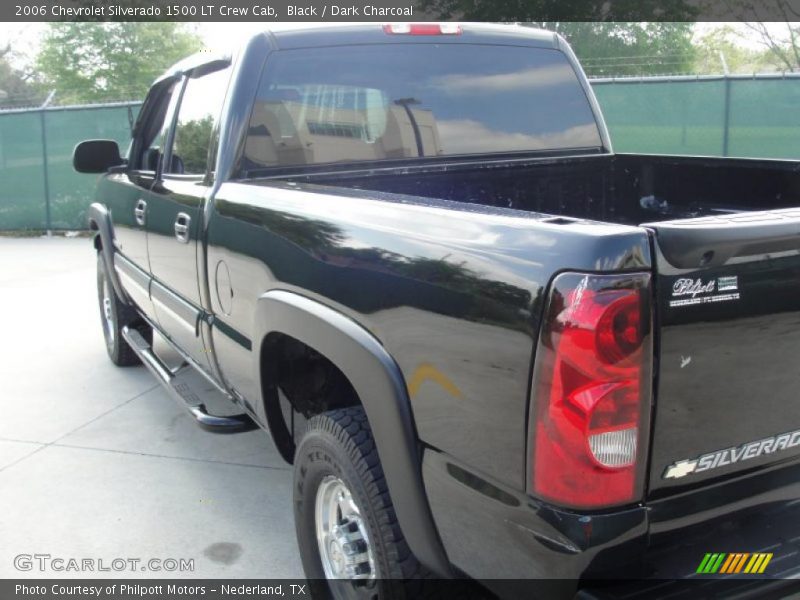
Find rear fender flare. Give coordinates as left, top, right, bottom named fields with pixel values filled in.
left=253, top=289, right=452, bottom=577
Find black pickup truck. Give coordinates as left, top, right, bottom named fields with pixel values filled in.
left=74, top=23, right=800, bottom=600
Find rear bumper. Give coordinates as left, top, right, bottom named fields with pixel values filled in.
left=422, top=449, right=649, bottom=600
left=422, top=449, right=800, bottom=600
left=579, top=494, right=800, bottom=599
left=645, top=460, right=800, bottom=581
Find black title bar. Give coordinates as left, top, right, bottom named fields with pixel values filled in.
left=5, top=0, right=800, bottom=22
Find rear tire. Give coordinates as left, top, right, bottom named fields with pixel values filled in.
left=96, top=252, right=151, bottom=366
left=293, top=407, right=430, bottom=600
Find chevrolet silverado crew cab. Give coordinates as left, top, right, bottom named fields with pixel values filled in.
left=74, top=23, right=800, bottom=599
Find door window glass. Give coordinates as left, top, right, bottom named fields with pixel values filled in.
left=167, top=66, right=232, bottom=176
left=135, top=80, right=178, bottom=172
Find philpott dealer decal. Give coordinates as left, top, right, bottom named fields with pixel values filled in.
left=663, top=427, right=800, bottom=479
left=669, top=276, right=740, bottom=308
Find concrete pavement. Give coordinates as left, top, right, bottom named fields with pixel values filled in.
left=0, top=236, right=303, bottom=579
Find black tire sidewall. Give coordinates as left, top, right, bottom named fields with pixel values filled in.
left=95, top=252, right=147, bottom=367
left=294, top=420, right=398, bottom=599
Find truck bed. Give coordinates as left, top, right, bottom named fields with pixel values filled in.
left=275, top=153, right=800, bottom=226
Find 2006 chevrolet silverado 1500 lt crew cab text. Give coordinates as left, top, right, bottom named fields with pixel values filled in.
left=73, top=22, right=800, bottom=599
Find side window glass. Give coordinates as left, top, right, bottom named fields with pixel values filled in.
left=167, top=66, right=232, bottom=176
left=135, top=81, right=178, bottom=172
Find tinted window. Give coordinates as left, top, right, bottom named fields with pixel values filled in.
left=241, top=44, right=602, bottom=171
left=168, top=66, right=231, bottom=176
left=136, top=81, right=178, bottom=171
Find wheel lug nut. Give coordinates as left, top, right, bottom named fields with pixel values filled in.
left=343, top=540, right=366, bottom=555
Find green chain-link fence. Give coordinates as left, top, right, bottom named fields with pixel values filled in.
left=2, top=74, right=800, bottom=230
left=0, top=102, right=139, bottom=230
left=592, top=73, right=800, bottom=158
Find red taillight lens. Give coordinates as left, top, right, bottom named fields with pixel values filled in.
left=530, top=273, right=652, bottom=509
left=382, top=23, right=462, bottom=35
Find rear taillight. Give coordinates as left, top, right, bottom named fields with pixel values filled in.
left=529, top=272, right=652, bottom=509
left=382, top=23, right=462, bottom=35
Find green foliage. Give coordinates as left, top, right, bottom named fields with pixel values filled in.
left=746, top=21, right=800, bottom=72
left=416, top=0, right=698, bottom=76
left=0, top=58, right=36, bottom=107
left=35, top=22, right=202, bottom=104
left=416, top=0, right=696, bottom=21
left=0, top=41, right=39, bottom=107
left=703, top=1, right=800, bottom=72
left=173, top=116, right=215, bottom=174
left=532, top=22, right=697, bottom=76
left=693, top=26, right=778, bottom=74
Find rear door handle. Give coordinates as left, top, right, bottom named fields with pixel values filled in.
left=134, top=199, right=147, bottom=226
left=174, top=212, right=191, bottom=244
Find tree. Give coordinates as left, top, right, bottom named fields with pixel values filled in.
left=743, top=22, right=800, bottom=72
left=711, top=0, right=800, bottom=71
left=173, top=116, right=215, bottom=173
left=532, top=22, right=697, bottom=77
left=35, top=22, right=202, bottom=104
left=417, top=0, right=697, bottom=21
left=0, top=52, right=35, bottom=107
left=0, top=29, right=40, bottom=107
left=416, top=0, right=698, bottom=77
left=693, top=25, right=777, bottom=74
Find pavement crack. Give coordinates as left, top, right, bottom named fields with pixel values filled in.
left=52, top=383, right=160, bottom=444
left=0, top=443, right=48, bottom=473
left=0, top=437, right=45, bottom=445
left=49, top=442, right=291, bottom=471
left=0, top=384, right=159, bottom=474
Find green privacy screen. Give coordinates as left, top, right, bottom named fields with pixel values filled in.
left=592, top=75, right=800, bottom=158
left=2, top=75, right=800, bottom=230
left=0, top=110, right=48, bottom=229
left=44, top=104, right=137, bottom=230
left=0, top=102, right=138, bottom=230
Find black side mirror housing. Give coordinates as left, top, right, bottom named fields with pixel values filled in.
left=73, top=140, right=124, bottom=173
left=170, top=154, right=185, bottom=174
left=145, top=147, right=161, bottom=171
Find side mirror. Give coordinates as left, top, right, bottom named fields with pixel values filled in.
left=170, top=154, right=185, bottom=174
left=145, top=147, right=161, bottom=171
left=73, top=140, right=124, bottom=173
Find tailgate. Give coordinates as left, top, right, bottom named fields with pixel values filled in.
left=645, top=208, right=800, bottom=496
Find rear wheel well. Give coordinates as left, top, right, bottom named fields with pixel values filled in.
left=260, top=332, right=360, bottom=463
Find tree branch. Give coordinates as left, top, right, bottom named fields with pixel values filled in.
left=775, top=2, right=800, bottom=69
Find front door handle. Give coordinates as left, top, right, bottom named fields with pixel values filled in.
left=134, top=199, right=147, bottom=226
left=174, top=212, right=191, bottom=244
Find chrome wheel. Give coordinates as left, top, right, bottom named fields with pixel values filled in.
left=314, top=476, right=375, bottom=581
left=101, top=276, right=115, bottom=345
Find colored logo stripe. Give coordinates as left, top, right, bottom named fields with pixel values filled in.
left=722, top=553, right=749, bottom=573
left=697, top=553, right=773, bottom=574
left=697, top=553, right=726, bottom=573
left=745, top=553, right=773, bottom=574
left=719, top=553, right=737, bottom=573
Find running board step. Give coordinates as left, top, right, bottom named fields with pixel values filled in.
left=121, top=326, right=257, bottom=434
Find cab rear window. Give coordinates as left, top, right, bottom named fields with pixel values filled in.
left=240, top=44, right=602, bottom=172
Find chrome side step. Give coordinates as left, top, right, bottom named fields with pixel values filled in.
left=121, top=326, right=257, bottom=434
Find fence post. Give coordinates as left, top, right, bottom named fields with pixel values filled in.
left=39, top=90, right=56, bottom=235
left=722, top=75, right=732, bottom=157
